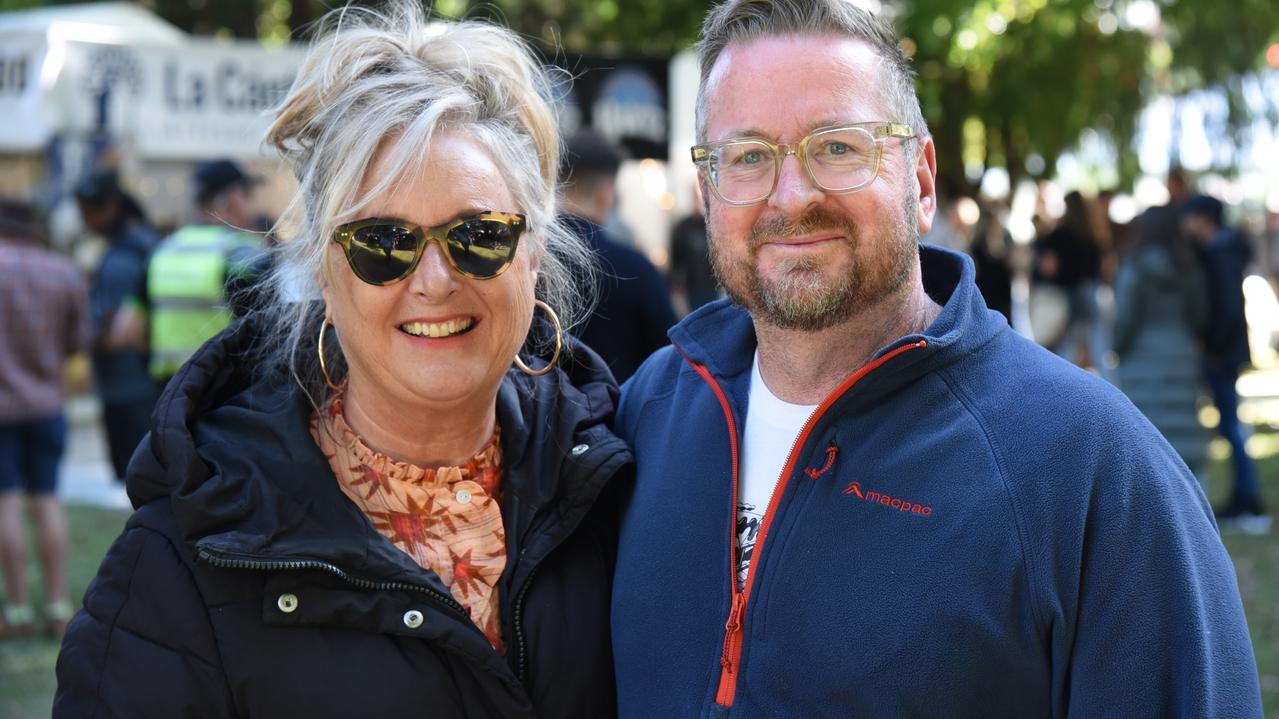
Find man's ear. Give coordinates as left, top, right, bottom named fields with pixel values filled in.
left=914, top=137, right=938, bottom=235
left=698, top=176, right=712, bottom=217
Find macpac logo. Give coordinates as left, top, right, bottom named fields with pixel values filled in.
left=843, top=482, right=933, bottom=517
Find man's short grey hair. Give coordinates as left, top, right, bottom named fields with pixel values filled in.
left=694, top=0, right=928, bottom=149
left=255, top=0, right=593, bottom=400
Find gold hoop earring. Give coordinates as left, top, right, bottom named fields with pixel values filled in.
left=514, top=299, right=562, bottom=377
left=317, top=318, right=342, bottom=391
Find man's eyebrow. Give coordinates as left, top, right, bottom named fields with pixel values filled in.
left=713, top=119, right=869, bottom=142
left=713, top=127, right=772, bottom=141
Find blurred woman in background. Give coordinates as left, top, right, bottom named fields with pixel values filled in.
left=1033, top=190, right=1104, bottom=367
left=1113, top=203, right=1207, bottom=479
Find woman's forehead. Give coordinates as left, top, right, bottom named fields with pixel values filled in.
left=357, top=132, right=518, bottom=225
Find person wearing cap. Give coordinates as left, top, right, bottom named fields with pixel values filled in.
left=0, top=199, right=92, bottom=638
left=146, top=159, right=265, bottom=385
left=1183, top=194, right=1270, bottom=533
left=558, top=130, right=676, bottom=382
left=73, top=169, right=160, bottom=482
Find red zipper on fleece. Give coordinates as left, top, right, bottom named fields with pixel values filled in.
left=679, top=340, right=927, bottom=708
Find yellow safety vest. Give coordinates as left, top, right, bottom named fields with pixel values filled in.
left=147, top=225, right=259, bottom=379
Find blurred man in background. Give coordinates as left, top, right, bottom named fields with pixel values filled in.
left=669, top=185, right=721, bottom=315
left=0, top=199, right=91, bottom=638
left=73, top=170, right=158, bottom=482
left=1184, top=194, right=1270, bottom=534
left=146, top=160, right=264, bottom=386
left=558, top=131, right=676, bottom=382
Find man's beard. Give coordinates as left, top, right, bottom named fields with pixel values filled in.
left=709, top=194, right=920, bottom=331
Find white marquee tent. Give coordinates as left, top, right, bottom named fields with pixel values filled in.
left=0, top=3, right=305, bottom=227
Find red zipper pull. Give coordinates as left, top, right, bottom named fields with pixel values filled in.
left=721, top=592, right=746, bottom=665
left=716, top=592, right=748, bottom=704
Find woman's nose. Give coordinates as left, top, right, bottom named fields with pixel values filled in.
left=406, top=241, right=459, bottom=300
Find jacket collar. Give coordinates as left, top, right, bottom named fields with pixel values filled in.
left=667, top=245, right=1005, bottom=409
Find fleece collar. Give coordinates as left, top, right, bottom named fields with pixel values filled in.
left=667, top=245, right=1006, bottom=412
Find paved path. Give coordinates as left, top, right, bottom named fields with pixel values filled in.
left=58, top=395, right=131, bottom=510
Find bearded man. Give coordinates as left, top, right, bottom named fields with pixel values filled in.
left=609, top=1, right=1262, bottom=716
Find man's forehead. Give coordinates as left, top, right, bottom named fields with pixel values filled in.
left=703, top=34, right=886, bottom=139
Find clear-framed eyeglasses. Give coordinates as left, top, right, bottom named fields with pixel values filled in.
left=690, top=122, right=915, bottom=206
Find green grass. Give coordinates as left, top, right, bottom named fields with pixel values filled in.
left=1207, top=436, right=1279, bottom=717
left=0, top=505, right=129, bottom=719
left=0, top=465, right=1276, bottom=718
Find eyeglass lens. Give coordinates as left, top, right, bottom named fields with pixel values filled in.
left=708, top=126, right=879, bottom=203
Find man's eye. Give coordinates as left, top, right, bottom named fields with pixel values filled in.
left=737, top=150, right=765, bottom=165
left=826, top=142, right=850, bottom=156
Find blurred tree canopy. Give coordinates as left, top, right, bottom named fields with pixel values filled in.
left=4, top=0, right=1276, bottom=193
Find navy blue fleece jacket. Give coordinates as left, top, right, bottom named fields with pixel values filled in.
left=611, top=245, right=1261, bottom=718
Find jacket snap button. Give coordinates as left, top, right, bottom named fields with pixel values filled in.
left=277, top=593, right=299, bottom=613
left=455, top=489, right=472, bottom=504
left=571, top=443, right=589, bottom=456
left=403, top=610, right=424, bottom=629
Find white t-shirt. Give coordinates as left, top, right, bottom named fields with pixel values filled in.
left=737, top=351, right=818, bottom=586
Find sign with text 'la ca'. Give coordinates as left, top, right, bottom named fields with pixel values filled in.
left=0, top=36, right=306, bottom=159
left=69, top=40, right=305, bottom=159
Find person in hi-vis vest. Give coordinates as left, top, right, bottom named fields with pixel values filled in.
left=147, top=160, right=264, bottom=385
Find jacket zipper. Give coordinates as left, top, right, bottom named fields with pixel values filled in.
left=506, top=438, right=625, bottom=682
left=682, top=340, right=927, bottom=707
left=512, top=565, right=540, bottom=681
left=196, top=547, right=470, bottom=621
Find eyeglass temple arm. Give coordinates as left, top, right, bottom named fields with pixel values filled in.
left=874, top=123, right=915, bottom=139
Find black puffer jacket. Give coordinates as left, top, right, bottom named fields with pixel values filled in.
left=54, top=318, right=631, bottom=718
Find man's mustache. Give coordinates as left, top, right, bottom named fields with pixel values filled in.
left=748, top=209, right=858, bottom=251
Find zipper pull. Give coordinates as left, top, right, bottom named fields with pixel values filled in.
left=716, top=592, right=749, bottom=705
left=727, top=592, right=746, bottom=629
left=720, top=593, right=747, bottom=668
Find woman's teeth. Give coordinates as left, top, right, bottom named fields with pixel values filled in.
left=400, top=318, right=473, bottom=338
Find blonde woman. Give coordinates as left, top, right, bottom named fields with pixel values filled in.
left=54, top=4, right=627, bottom=717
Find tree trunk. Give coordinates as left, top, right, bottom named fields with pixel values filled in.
left=1002, top=121, right=1023, bottom=196
left=289, top=0, right=314, bottom=38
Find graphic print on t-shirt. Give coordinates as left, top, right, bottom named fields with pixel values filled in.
left=737, top=352, right=817, bottom=587
left=736, top=501, right=764, bottom=585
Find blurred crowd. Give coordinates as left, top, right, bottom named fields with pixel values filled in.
left=933, top=169, right=1272, bottom=534
left=0, top=157, right=267, bottom=638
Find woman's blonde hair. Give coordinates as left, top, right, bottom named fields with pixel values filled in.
left=257, top=1, right=593, bottom=398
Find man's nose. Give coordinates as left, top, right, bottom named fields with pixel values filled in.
left=767, top=151, right=824, bottom=215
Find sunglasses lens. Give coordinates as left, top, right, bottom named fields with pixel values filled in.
left=347, top=224, right=419, bottom=283
left=337, top=215, right=523, bottom=284
left=446, top=218, right=521, bottom=278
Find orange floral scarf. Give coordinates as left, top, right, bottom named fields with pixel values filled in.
left=311, top=392, right=507, bottom=651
